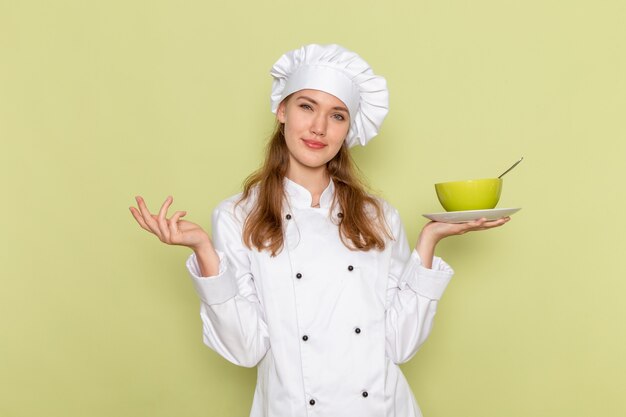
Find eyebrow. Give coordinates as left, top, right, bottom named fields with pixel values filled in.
left=296, top=95, right=349, bottom=113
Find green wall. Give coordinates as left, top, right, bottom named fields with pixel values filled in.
left=2, top=0, right=625, bottom=416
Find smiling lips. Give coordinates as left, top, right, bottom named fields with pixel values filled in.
left=302, top=139, right=326, bottom=149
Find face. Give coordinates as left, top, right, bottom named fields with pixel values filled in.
left=276, top=89, right=351, bottom=176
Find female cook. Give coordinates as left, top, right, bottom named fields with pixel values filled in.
left=129, top=44, right=509, bottom=417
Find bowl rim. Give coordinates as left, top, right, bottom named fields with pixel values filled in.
left=435, top=177, right=502, bottom=187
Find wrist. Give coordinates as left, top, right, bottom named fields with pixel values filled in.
left=193, top=243, right=220, bottom=277
left=193, top=244, right=216, bottom=260
left=190, top=237, right=213, bottom=254
left=417, top=229, right=441, bottom=250
left=416, top=229, right=441, bottom=270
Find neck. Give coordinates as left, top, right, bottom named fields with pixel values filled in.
left=286, top=164, right=330, bottom=204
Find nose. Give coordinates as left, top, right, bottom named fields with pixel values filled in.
left=310, top=114, right=327, bottom=137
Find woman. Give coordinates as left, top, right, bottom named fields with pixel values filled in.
left=130, top=44, right=509, bottom=417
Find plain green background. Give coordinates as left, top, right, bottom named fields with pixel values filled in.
left=1, top=0, right=625, bottom=416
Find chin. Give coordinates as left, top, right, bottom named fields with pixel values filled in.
left=296, top=156, right=330, bottom=170
left=303, top=160, right=329, bottom=170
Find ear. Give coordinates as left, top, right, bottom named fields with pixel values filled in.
left=276, top=101, right=287, bottom=123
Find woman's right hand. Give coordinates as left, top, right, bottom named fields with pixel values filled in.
left=130, top=195, right=220, bottom=277
left=129, top=195, right=212, bottom=252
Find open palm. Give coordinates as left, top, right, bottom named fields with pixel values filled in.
left=129, top=195, right=212, bottom=250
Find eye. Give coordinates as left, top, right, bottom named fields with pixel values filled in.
left=332, top=113, right=346, bottom=121
left=299, top=104, right=313, bottom=111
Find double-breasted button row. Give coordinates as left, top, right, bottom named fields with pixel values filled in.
left=287, top=212, right=345, bottom=219
left=294, top=265, right=355, bottom=281
left=307, top=392, right=367, bottom=407
left=301, top=328, right=360, bottom=341
left=286, top=212, right=344, bottom=225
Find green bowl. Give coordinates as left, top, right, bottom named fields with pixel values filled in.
left=435, top=178, right=502, bottom=212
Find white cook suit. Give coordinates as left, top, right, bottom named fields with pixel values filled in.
left=186, top=177, right=454, bottom=417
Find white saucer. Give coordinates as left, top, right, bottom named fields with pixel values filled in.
left=422, top=207, right=521, bottom=223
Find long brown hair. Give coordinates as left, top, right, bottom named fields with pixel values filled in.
left=239, top=122, right=392, bottom=256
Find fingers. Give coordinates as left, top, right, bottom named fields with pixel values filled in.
left=456, top=216, right=510, bottom=234
left=133, top=196, right=162, bottom=237
left=156, top=196, right=174, bottom=241
left=456, top=218, right=487, bottom=234
left=168, top=210, right=187, bottom=239
left=131, top=195, right=189, bottom=245
left=472, top=216, right=510, bottom=231
left=484, top=217, right=510, bottom=228
left=467, top=218, right=487, bottom=228
left=129, top=206, right=152, bottom=232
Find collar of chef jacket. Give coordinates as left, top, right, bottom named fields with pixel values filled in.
left=283, top=176, right=335, bottom=209
left=282, top=177, right=344, bottom=250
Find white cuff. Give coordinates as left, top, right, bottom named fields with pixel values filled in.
left=401, top=250, right=454, bottom=300
left=186, top=251, right=237, bottom=305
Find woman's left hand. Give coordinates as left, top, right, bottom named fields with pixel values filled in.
left=422, top=216, right=510, bottom=241
left=416, top=217, right=511, bottom=268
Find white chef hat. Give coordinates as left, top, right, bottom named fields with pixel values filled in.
left=270, top=44, right=389, bottom=148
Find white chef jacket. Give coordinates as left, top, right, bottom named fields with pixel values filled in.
left=186, top=177, right=454, bottom=417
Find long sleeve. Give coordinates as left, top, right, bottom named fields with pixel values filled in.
left=186, top=201, right=270, bottom=368
left=384, top=207, right=454, bottom=364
